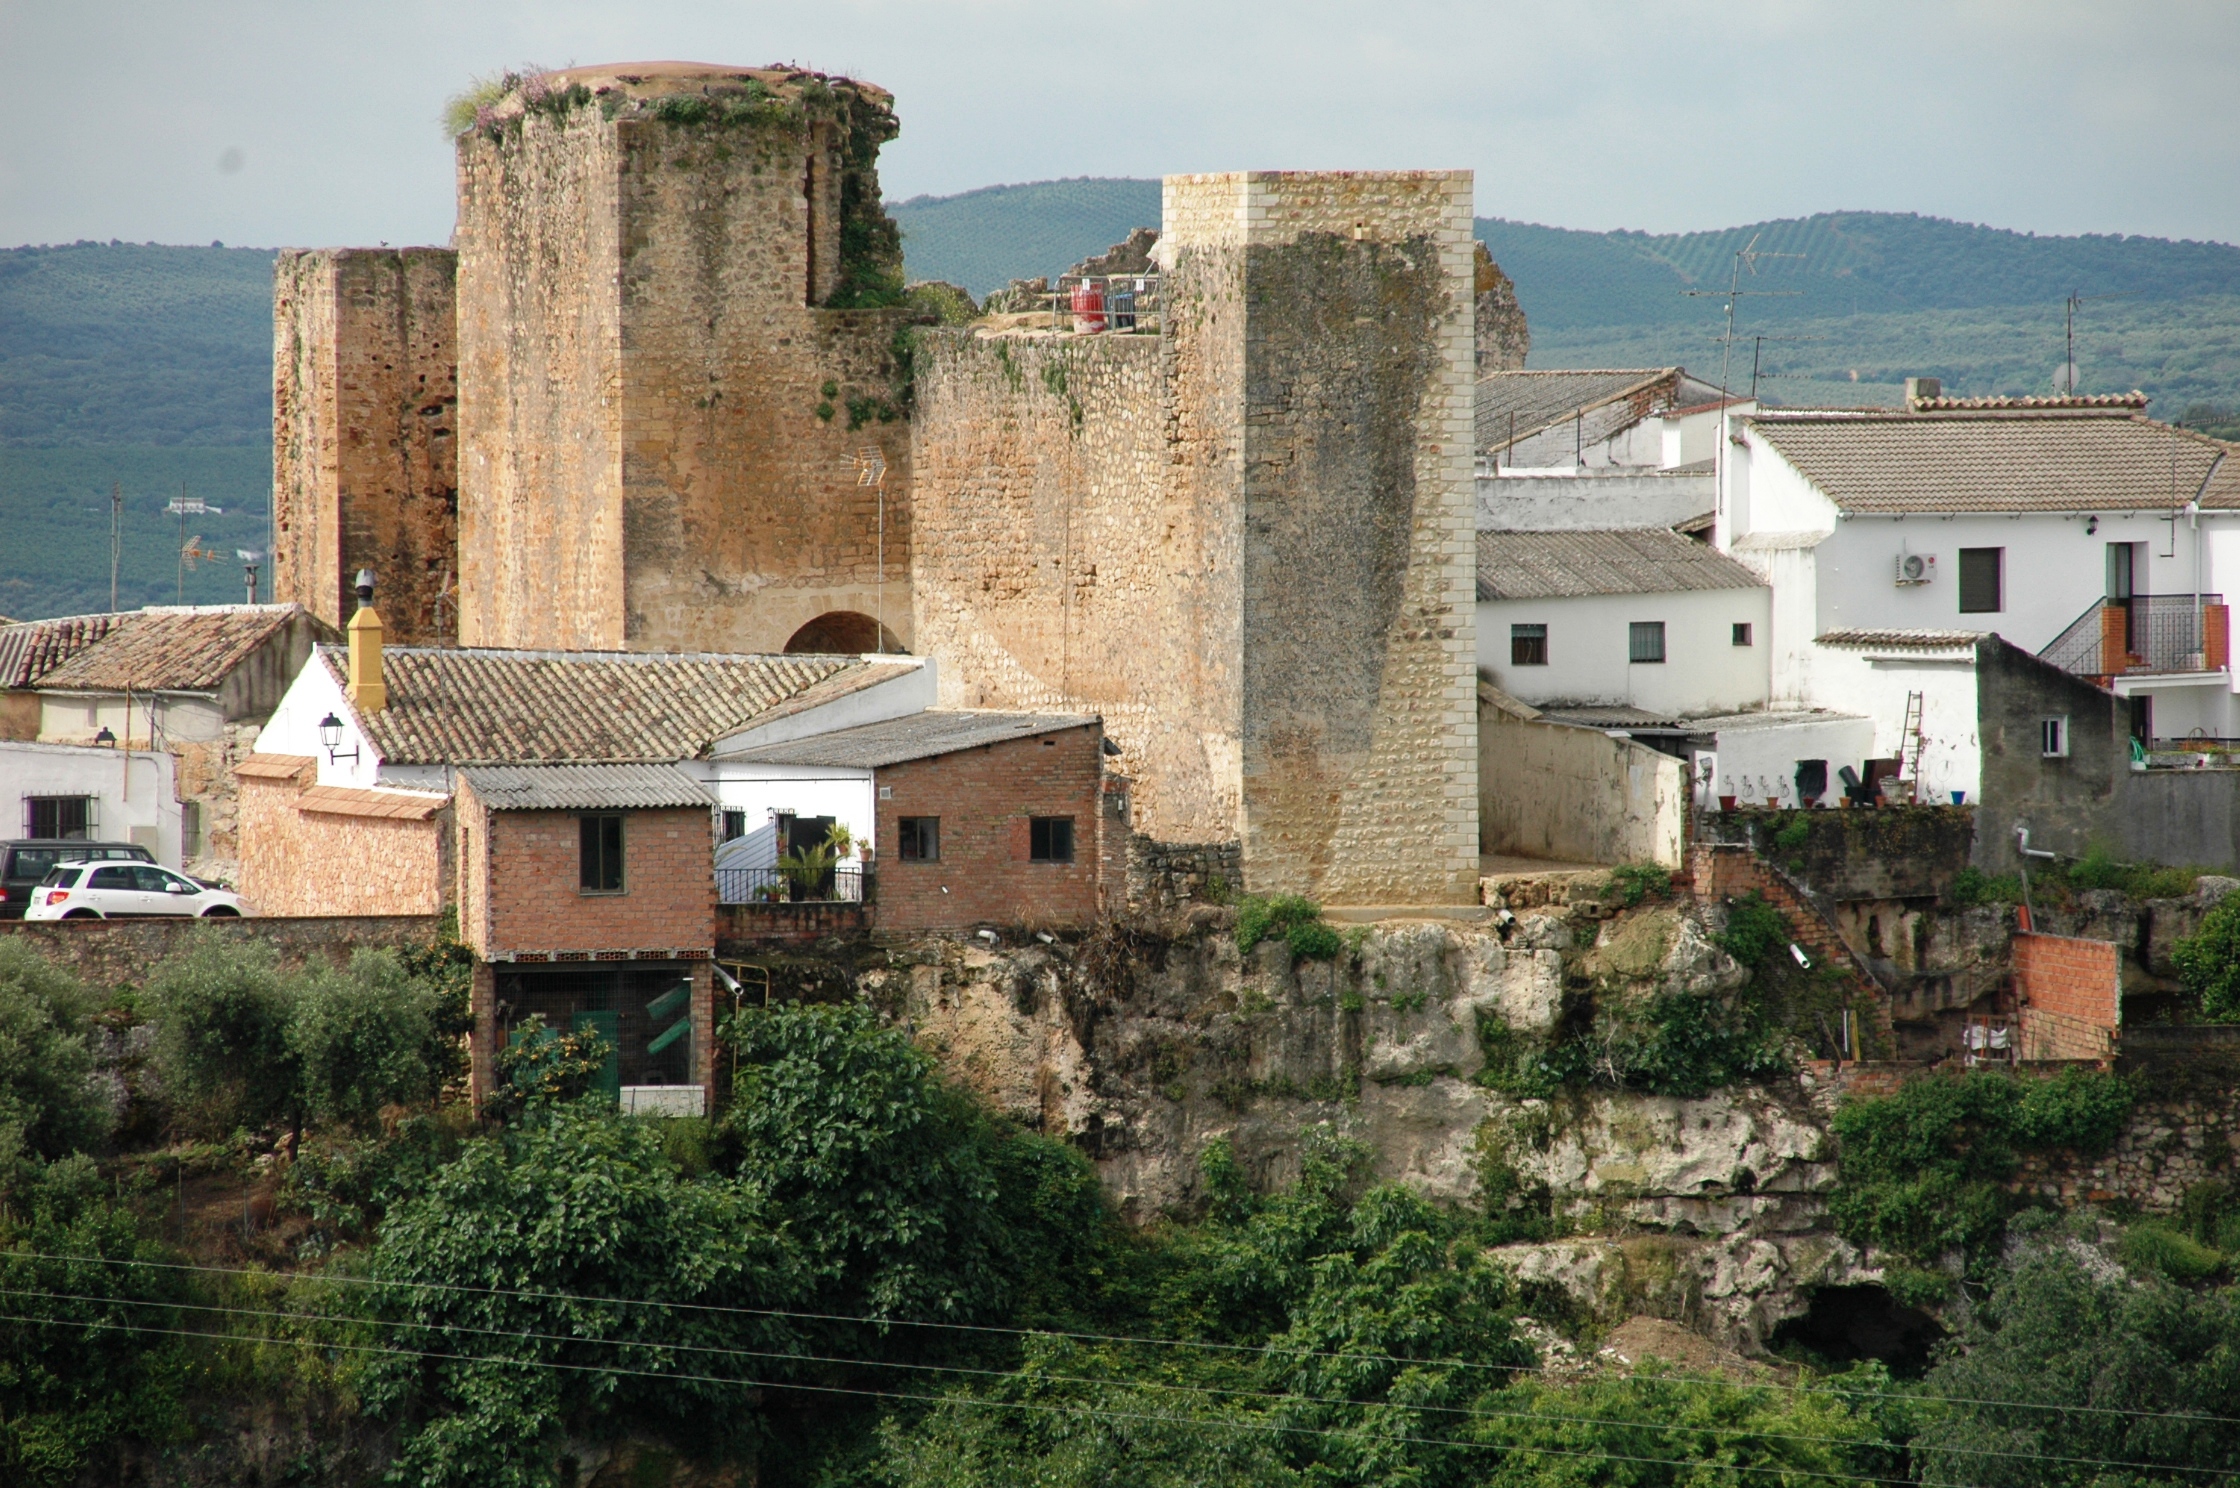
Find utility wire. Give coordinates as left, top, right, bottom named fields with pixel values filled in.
left=2, top=1282, right=2233, bottom=1484
left=14, top=1249, right=2240, bottom=1433
left=0, top=1303, right=1960, bottom=1488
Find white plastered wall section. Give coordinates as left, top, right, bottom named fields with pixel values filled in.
left=1476, top=588, right=1770, bottom=716
left=1, top=740, right=181, bottom=865
left=257, top=653, right=382, bottom=788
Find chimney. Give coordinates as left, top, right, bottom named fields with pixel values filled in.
left=1904, top=376, right=1941, bottom=408
left=346, top=568, right=386, bottom=713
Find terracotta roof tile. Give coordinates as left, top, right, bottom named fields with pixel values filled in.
left=235, top=753, right=316, bottom=780
left=297, top=785, right=447, bottom=821
left=326, top=647, right=888, bottom=765
left=1750, top=411, right=2232, bottom=513
left=36, top=605, right=326, bottom=693
left=0, top=612, right=131, bottom=689
left=723, top=710, right=1098, bottom=768
left=1476, top=527, right=1763, bottom=601
left=1816, top=628, right=1989, bottom=649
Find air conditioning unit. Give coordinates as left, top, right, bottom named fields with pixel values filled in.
left=1896, top=551, right=1936, bottom=587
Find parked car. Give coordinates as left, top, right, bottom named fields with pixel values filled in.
left=1, top=840, right=154, bottom=919
left=24, top=861, right=251, bottom=919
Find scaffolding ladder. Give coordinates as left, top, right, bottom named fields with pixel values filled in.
left=1900, top=690, right=1927, bottom=800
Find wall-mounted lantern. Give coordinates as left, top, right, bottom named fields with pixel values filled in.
left=93, top=725, right=116, bottom=747
left=318, top=711, right=360, bottom=766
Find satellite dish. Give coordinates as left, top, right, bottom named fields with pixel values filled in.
left=2054, top=362, right=2081, bottom=394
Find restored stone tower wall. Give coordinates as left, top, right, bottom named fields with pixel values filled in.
left=911, top=171, right=1479, bottom=905
left=272, top=248, right=458, bottom=643
left=453, top=65, right=912, bottom=654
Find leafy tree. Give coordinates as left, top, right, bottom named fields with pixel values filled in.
left=2173, top=889, right=2240, bottom=1021
left=0, top=1156, right=191, bottom=1485
left=1912, top=1229, right=2240, bottom=1485
left=288, top=949, right=447, bottom=1130
left=0, top=940, right=110, bottom=1173
left=142, top=933, right=296, bottom=1136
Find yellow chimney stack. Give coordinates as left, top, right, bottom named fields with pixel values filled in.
left=346, top=568, right=386, bottom=713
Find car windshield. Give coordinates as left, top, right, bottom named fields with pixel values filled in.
left=37, top=866, right=81, bottom=888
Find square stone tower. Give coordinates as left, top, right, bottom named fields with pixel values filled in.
left=452, top=64, right=912, bottom=654
left=271, top=248, right=458, bottom=643
left=910, top=171, right=1479, bottom=906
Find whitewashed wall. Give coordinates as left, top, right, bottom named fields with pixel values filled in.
left=1476, top=587, right=1771, bottom=716
left=1, top=740, right=182, bottom=864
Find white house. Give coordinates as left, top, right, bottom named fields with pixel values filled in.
left=1721, top=386, right=2240, bottom=789
left=1476, top=527, right=1771, bottom=717
left=0, top=739, right=180, bottom=860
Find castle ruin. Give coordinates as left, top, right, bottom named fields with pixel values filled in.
left=273, top=63, right=1481, bottom=906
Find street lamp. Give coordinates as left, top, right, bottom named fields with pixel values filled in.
left=93, top=725, right=116, bottom=747
left=318, top=711, right=359, bottom=765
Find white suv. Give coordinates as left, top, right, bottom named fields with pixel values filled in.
left=25, top=861, right=252, bottom=919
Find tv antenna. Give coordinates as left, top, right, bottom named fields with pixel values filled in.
left=164, top=487, right=221, bottom=603
left=109, top=482, right=123, bottom=612
left=2062, top=289, right=2142, bottom=395
left=237, top=549, right=264, bottom=605
left=1685, top=234, right=1803, bottom=522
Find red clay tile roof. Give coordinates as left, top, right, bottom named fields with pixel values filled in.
left=322, top=647, right=896, bottom=765
left=297, top=786, right=447, bottom=821
left=35, top=605, right=325, bottom=693
left=0, top=612, right=131, bottom=689
left=235, top=753, right=316, bottom=781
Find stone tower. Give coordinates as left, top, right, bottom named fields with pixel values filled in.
left=452, top=63, right=913, bottom=654
left=910, top=172, right=1481, bottom=906
left=271, top=248, right=458, bottom=643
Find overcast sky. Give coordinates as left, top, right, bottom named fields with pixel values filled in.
left=4, top=0, right=2237, bottom=250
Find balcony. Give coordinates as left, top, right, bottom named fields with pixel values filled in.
left=716, top=864, right=868, bottom=905
left=2039, top=594, right=2229, bottom=681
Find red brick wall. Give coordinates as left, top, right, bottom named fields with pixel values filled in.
left=874, top=725, right=1109, bottom=932
left=2014, top=932, right=2119, bottom=1062
left=459, top=782, right=716, bottom=957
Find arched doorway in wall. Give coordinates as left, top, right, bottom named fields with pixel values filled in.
left=782, top=611, right=906, bottom=655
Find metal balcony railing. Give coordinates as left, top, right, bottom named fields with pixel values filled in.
left=717, top=865, right=867, bottom=906
left=2039, top=594, right=2226, bottom=679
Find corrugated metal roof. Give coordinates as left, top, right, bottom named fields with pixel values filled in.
left=1816, top=629, right=1987, bottom=650
left=1475, top=369, right=1678, bottom=455
left=1476, top=527, right=1764, bottom=601
left=723, top=710, right=1099, bottom=768
left=1750, top=411, right=2235, bottom=513
left=1537, top=706, right=1686, bottom=729
left=35, top=605, right=323, bottom=693
left=0, top=612, right=131, bottom=689
left=326, top=648, right=891, bottom=765
left=460, top=763, right=715, bottom=811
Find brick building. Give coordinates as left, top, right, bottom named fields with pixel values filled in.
left=455, top=764, right=718, bottom=1114
left=720, top=710, right=1122, bottom=932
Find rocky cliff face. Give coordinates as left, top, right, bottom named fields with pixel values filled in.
left=863, top=894, right=1882, bottom=1349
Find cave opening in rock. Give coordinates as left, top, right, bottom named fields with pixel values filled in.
left=1768, top=1284, right=1944, bottom=1376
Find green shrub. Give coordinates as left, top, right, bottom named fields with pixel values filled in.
left=2173, top=888, right=2240, bottom=1021
left=143, top=934, right=296, bottom=1135
left=2120, top=1221, right=2226, bottom=1283
left=1715, top=891, right=1790, bottom=966
left=287, top=950, right=446, bottom=1129
left=1234, top=894, right=1338, bottom=959
left=0, top=940, right=110, bottom=1173
left=1947, top=865, right=2022, bottom=906
left=1606, top=861, right=1671, bottom=906
left=1773, top=815, right=1812, bottom=853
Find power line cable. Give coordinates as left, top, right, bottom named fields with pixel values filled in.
left=15, top=1249, right=2239, bottom=1433
left=2, top=1282, right=2231, bottom=1483
left=0, top=1303, right=1964, bottom=1488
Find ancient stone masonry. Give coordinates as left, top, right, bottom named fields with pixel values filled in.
left=1473, top=241, right=1529, bottom=376
left=912, top=172, right=1481, bottom=905
left=452, top=64, right=913, bottom=654
left=272, top=248, right=459, bottom=643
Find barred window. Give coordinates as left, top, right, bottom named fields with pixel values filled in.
left=1510, top=623, right=1548, bottom=666
left=1629, top=621, right=1666, bottom=664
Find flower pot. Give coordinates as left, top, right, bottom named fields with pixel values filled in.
left=1950, top=789, right=1966, bottom=805
left=1719, top=795, right=1738, bottom=811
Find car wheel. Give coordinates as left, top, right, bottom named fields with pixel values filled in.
left=61, top=908, right=102, bottom=919
left=200, top=905, right=241, bottom=917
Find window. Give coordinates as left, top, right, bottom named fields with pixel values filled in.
left=720, top=809, right=746, bottom=842
left=1732, top=622, right=1753, bottom=647
left=38, top=866, right=82, bottom=889
left=87, top=865, right=136, bottom=890
left=181, top=800, right=202, bottom=859
left=1030, top=816, right=1076, bottom=863
left=898, top=817, right=940, bottom=861
left=1959, top=547, right=2004, bottom=613
left=1628, top=621, right=1666, bottom=664
left=24, top=796, right=94, bottom=839
left=1510, top=623, right=1548, bottom=666
left=2041, top=716, right=2070, bottom=758
left=579, top=814, right=625, bottom=893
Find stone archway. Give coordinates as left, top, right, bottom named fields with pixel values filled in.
left=782, top=611, right=906, bottom=655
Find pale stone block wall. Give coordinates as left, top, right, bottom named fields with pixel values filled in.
left=236, top=771, right=447, bottom=917
left=272, top=248, right=458, bottom=643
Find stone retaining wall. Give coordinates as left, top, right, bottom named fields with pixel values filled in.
left=1, top=915, right=444, bottom=987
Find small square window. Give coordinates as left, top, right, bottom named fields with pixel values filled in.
left=1960, top=547, right=2004, bottom=613
left=1510, top=623, right=1548, bottom=666
left=721, top=809, right=746, bottom=842
left=1030, top=816, right=1076, bottom=863
left=898, top=817, right=940, bottom=861
left=2040, top=716, right=2070, bottom=758
left=1731, top=622, right=1753, bottom=647
left=1629, top=621, right=1666, bottom=664
left=580, top=814, right=625, bottom=893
